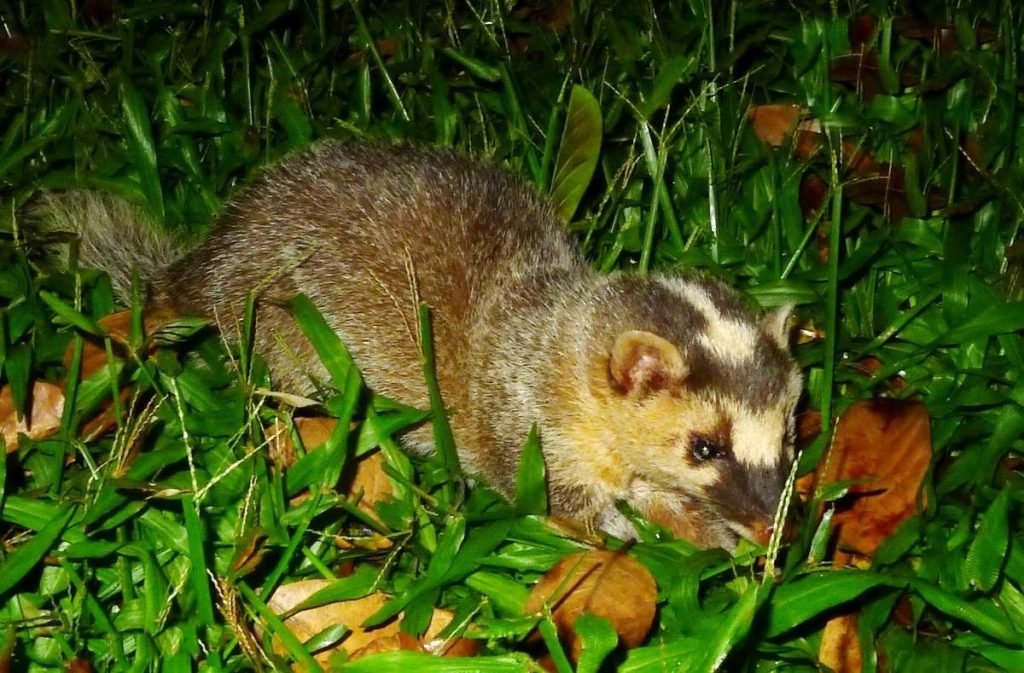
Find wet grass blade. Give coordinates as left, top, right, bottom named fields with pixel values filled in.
left=0, top=505, right=76, bottom=599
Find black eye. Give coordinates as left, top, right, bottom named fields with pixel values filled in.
left=691, top=436, right=720, bottom=462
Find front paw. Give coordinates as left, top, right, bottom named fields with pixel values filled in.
left=595, top=507, right=639, bottom=541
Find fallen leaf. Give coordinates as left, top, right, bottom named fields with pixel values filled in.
left=269, top=417, right=394, bottom=521
left=268, top=417, right=339, bottom=469
left=849, top=15, right=877, bottom=50
left=800, top=150, right=945, bottom=226
left=794, top=127, right=824, bottom=161
left=63, top=308, right=182, bottom=439
left=513, top=0, right=574, bottom=34
left=66, top=659, right=94, bottom=673
left=844, top=174, right=910, bottom=222
left=342, top=451, right=394, bottom=518
left=893, top=16, right=996, bottom=54
left=842, top=140, right=881, bottom=174
left=266, top=581, right=475, bottom=667
left=524, top=550, right=656, bottom=661
left=799, top=173, right=829, bottom=223
left=747, top=104, right=807, bottom=147
left=0, top=33, right=31, bottom=56
left=818, top=400, right=932, bottom=561
left=81, top=0, right=115, bottom=26
left=347, top=631, right=422, bottom=659
left=813, top=400, right=932, bottom=669
left=65, top=308, right=179, bottom=380
left=1, top=381, right=65, bottom=451
left=819, top=613, right=863, bottom=673
left=829, top=51, right=883, bottom=100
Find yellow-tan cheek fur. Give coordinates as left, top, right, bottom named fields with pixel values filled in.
left=627, top=394, right=722, bottom=491
left=556, top=382, right=724, bottom=496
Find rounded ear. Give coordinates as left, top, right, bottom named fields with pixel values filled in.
left=609, top=330, right=687, bottom=397
left=762, top=304, right=794, bottom=349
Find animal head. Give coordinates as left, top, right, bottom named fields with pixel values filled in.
left=585, top=276, right=802, bottom=548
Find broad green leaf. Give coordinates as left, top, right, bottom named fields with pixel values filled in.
left=806, top=507, right=835, bottom=565
left=238, top=581, right=324, bottom=673
left=953, top=634, right=1024, bottom=671
left=337, top=652, right=531, bottom=672
left=465, top=571, right=530, bottom=616
left=302, top=623, right=349, bottom=654
left=0, top=106, right=71, bottom=182
left=912, top=579, right=1021, bottom=645
left=696, top=581, right=765, bottom=672
left=514, top=424, right=548, bottom=516
left=419, top=303, right=461, bottom=483
left=0, top=505, right=76, bottom=599
left=356, top=408, right=430, bottom=456
left=2, top=344, right=32, bottom=421
left=574, top=613, right=618, bottom=673
left=290, top=293, right=357, bottom=389
left=150, top=318, right=209, bottom=347
left=439, top=47, right=502, bottom=82
left=282, top=566, right=382, bottom=617
left=550, top=86, right=602, bottom=222
left=38, top=290, right=107, bottom=336
left=937, top=302, right=1024, bottom=345
left=747, top=280, right=820, bottom=307
left=427, top=514, right=468, bottom=581
left=965, top=488, right=1010, bottom=592
left=640, top=55, right=697, bottom=118
left=273, top=87, right=313, bottom=149
left=363, top=521, right=513, bottom=627
left=620, top=636, right=704, bottom=672
left=181, top=496, right=216, bottom=627
left=119, top=76, right=164, bottom=218
left=765, top=571, right=898, bottom=637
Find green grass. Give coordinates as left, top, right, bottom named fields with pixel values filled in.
left=1, top=0, right=1023, bottom=670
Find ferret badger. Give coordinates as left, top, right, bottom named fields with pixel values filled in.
left=35, top=141, right=802, bottom=549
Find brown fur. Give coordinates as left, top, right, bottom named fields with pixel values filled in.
left=35, top=141, right=802, bottom=549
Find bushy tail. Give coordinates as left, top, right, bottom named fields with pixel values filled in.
left=30, top=191, right=185, bottom=301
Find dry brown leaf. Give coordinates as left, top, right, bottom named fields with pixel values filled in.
left=268, top=417, right=339, bottom=469
left=799, top=173, right=829, bottom=224
left=747, top=104, right=807, bottom=147
left=347, top=631, right=422, bottom=659
left=266, top=581, right=474, bottom=668
left=62, top=308, right=180, bottom=439
left=66, top=308, right=178, bottom=380
left=66, top=659, right=94, bottom=673
left=849, top=15, right=877, bottom=49
left=800, top=151, right=945, bottom=226
left=814, top=400, right=932, bottom=668
left=342, top=451, right=394, bottom=517
left=820, top=400, right=932, bottom=562
left=524, top=550, right=656, bottom=661
left=1, top=381, right=65, bottom=451
left=829, top=51, right=883, bottom=100
left=270, top=417, right=394, bottom=521
left=69, top=311, right=129, bottom=380
left=893, top=16, right=996, bottom=54
left=819, top=613, right=863, bottom=673
left=293, top=417, right=338, bottom=450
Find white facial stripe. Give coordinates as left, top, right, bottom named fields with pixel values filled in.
left=679, top=285, right=757, bottom=364
left=731, top=407, right=784, bottom=467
